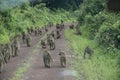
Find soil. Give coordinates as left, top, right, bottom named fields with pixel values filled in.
left=0, top=23, right=76, bottom=80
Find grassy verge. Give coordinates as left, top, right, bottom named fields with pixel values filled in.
left=65, top=29, right=119, bottom=80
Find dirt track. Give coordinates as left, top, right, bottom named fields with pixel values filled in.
left=0, top=23, right=76, bottom=80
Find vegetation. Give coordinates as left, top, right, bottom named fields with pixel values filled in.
left=35, top=0, right=82, bottom=10
left=0, top=0, right=120, bottom=80
left=65, top=0, right=120, bottom=80
left=0, top=1, right=76, bottom=44
left=65, top=29, right=120, bottom=80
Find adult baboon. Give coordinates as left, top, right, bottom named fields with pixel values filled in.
left=84, top=46, right=94, bottom=59
left=27, top=27, right=31, bottom=34
left=0, top=44, right=5, bottom=73
left=59, top=49, right=66, bottom=67
left=38, top=28, right=42, bottom=35
left=34, top=27, right=38, bottom=36
left=3, top=43, right=11, bottom=63
left=0, top=53, right=4, bottom=73
left=22, top=32, right=26, bottom=44
left=49, top=38, right=55, bottom=50
left=69, top=24, right=74, bottom=29
left=43, top=49, right=52, bottom=68
left=44, top=25, right=48, bottom=32
left=51, top=31, right=55, bottom=39
left=13, top=37, right=20, bottom=56
left=56, top=30, right=61, bottom=39
left=56, top=24, right=60, bottom=30
left=30, top=27, right=34, bottom=34
left=75, top=24, right=82, bottom=35
left=60, top=20, right=64, bottom=30
left=26, top=34, right=31, bottom=47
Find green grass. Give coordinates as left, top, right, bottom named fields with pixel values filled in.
left=65, top=29, right=119, bottom=80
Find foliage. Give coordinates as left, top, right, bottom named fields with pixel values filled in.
left=65, top=29, right=120, bottom=80
left=42, top=0, right=82, bottom=10
left=0, top=3, right=76, bottom=44
left=77, top=0, right=120, bottom=50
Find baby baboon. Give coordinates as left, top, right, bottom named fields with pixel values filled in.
left=84, top=46, right=94, bottom=59
left=41, top=40, right=46, bottom=48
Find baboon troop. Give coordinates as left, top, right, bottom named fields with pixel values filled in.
left=0, top=20, right=67, bottom=73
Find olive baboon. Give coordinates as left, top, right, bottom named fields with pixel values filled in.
left=26, top=34, right=31, bottom=47
left=69, top=24, right=74, bottom=29
left=43, top=49, right=52, bottom=68
left=84, top=46, right=94, bottom=59
left=49, top=38, right=55, bottom=50
left=56, top=30, right=61, bottom=39
left=59, top=49, right=66, bottom=67
left=0, top=44, right=5, bottom=73
left=22, top=32, right=26, bottom=44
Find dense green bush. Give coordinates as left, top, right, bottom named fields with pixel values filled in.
left=77, top=0, right=120, bottom=50
left=0, top=2, right=76, bottom=44
left=74, top=1, right=120, bottom=78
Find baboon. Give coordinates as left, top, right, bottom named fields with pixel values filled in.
left=84, top=46, right=94, bottom=59
left=49, top=37, right=55, bottom=50
left=43, top=49, right=52, bottom=68
left=47, top=34, right=50, bottom=42
left=44, top=25, right=48, bottom=32
left=41, top=40, right=46, bottom=48
left=56, top=30, right=61, bottom=39
left=51, top=31, right=55, bottom=39
left=38, top=28, right=42, bottom=35
left=59, top=49, right=66, bottom=67
left=69, top=24, right=74, bottom=29
left=0, top=53, right=4, bottom=73
left=56, top=24, right=60, bottom=30
left=26, top=34, right=31, bottom=47
left=30, top=27, right=34, bottom=35
left=22, top=32, right=26, bottom=44
left=13, top=37, right=20, bottom=56
left=27, top=27, right=31, bottom=34
left=75, top=24, right=82, bottom=35
left=60, top=20, right=64, bottom=30
left=3, top=44, right=11, bottom=63
left=0, top=44, right=5, bottom=73
left=34, top=27, right=38, bottom=36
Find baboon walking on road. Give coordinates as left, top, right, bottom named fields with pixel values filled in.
left=59, top=49, right=66, bottom=67
left=26, top=34, right=31, bottom=47
left=49, top=38, right=55, bottom=50
left=43, top=49, right=52, bottom=68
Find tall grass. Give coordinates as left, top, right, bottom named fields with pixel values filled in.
left=65, top=29, right=119, bottom=80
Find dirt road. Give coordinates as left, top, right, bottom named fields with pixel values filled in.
left=0, top=23, right=76, bottom=80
